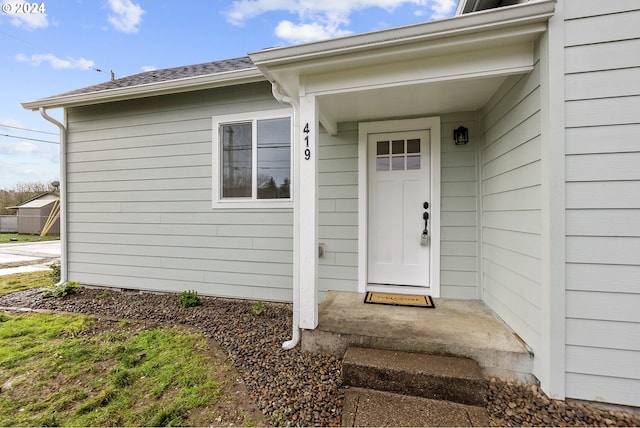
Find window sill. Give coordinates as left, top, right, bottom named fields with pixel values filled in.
left=212, top=199, right=294, bottom=210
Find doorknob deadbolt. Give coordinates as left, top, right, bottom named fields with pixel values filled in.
left=423, top=201, right=429, bottom=209
left=421, top=211, right=429, bottom=246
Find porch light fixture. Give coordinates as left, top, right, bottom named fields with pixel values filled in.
left=453, top=126, right=469, bottom=145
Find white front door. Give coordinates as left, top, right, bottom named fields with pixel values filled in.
left=368, top=130, right=431, bottom=287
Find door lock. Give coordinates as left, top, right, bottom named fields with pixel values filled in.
left=421, top=211, right=429, bottom=246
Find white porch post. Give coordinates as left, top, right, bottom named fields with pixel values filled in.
left=297, top=92, right=319, bottom=329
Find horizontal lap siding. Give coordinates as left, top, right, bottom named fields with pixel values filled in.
left=318, top=113, right=479, bottom=299
left=479, top=52, right=542, bottom=356
left=318, top=116, right=480, bottom=299
left=318, top=124, right=359, bottom=293
left=66, top=82, right=294, bottom=301
left=564, top=1, right=640, bottom=406
left=440, top=112, right=479, bottom=299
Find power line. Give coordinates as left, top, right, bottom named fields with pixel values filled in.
left=0, top=29, right=39, bottom=49
left=0, top=124, right=58, bottom=135
left=0, top=134, right=59, bottom=145
left=1, top=27, right=116, bottom=80
left=90, top=67, right=116, bottom=80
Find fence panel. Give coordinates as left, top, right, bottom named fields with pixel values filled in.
left=0, top=216, right=18, bottom=233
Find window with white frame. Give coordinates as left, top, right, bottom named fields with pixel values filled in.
left=213, top=109, right=292, bottom=208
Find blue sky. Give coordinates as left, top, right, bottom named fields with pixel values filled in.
left=0, top=0, right=458, bottom=190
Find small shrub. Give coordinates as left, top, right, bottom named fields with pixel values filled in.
left=0, top=313, right=10, bottom=323
left=96, top=290, right=111, bottom=300
left=251, top=300, right=265, bottom=316
left=178, top=290, right=201, bottom=308
left=49, top=261, right=61, bottom=284
left=42, top=281, right=80, bottom=298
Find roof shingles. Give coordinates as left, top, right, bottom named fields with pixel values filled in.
left=48, top=56, right=255, bottom=99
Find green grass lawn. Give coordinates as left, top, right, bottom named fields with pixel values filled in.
left=0, top=234, right=60, bottom=244
left=0, top=270, right=54, bottom=295
left=0, top=312, right=255, bottom=427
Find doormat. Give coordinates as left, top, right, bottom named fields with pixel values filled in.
left=364, top=292, right=435, bottom=308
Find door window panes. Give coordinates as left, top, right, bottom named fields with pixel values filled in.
left=376, top=157, right=390, bottom=171
left=376, top=138, right=421, bottom=171
left=392, top=140, right=404, bottom=154
left=392, top=156, right=405, bottom=170
left=407, top=155, right=420, bottom=170
left=407, top=139, right=420, bottom=153
left=377, top=141, right=390, bottom=155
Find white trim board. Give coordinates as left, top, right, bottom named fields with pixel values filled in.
left=358, top=117, right=441, bottom=297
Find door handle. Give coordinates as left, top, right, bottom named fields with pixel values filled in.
left=421, top=211, right=429, bottom=246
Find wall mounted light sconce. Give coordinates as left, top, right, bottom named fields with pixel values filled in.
left=453, top=126, right=469, bottom=145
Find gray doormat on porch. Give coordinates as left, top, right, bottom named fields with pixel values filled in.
left=364, top=292, right=435, bottom=308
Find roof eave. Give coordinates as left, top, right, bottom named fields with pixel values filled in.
left=22, top=67, right=265, bottom=111
left=249, top=0, right=555, bottom=68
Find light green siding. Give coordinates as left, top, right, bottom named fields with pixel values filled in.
left=66, top=83, right=482, bottom=301
left=318, top=117, right=480, bottom=298
left=440, top=112, right=480, bottom=299
left=318, top=123, right=359, bottom=293
left=479, top=46, right=543, bottom=355
left=563, top=0, right=640, bottom=407
left=65, top=82, right=294, bottom=301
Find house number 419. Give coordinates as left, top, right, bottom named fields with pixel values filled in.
left=303, top=122, right=311, bottom=160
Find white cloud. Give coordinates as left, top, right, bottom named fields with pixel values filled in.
left=0, top=160, right=59, bottom=190
left=429, top=0, right=456, bottom=19
left=275, top=20, right=353, bottom=44
left=16, top=53, right=95, bottom=70
left=1, top=1, right=49, bottom=30
left=0, top=141, right=38, bottom=155
left=223, top=0, right=457, bottom=44
left=0, top=140, right=58, bottom=166
left=0, top=119, right=59, bottom=189
left=0, top=118, right=25, bottom=131
left=107, top=0, right=145, bottom=33
left=141, top=65, right=157, bottom=72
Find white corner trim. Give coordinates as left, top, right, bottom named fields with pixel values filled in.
left=538, top=1, right=567, bottom=400
left=358, top=117, right=441, bottom=296
left=298, top=94, right=319, bottom=329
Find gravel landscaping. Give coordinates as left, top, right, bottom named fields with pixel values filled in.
left=1, top=286, right=638, bottom=427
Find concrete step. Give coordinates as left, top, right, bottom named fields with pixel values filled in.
left=342, top=387, right=490, bottom=427
left=302, top=292, right=535, bottom=383
left=343, top=347, right=487, bottom=407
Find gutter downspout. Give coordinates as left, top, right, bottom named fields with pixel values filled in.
left=39, top=107, right=67, bottom=285
left=271, top=81, right=301, bottom=350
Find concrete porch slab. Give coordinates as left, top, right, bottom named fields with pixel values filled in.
left=302, top=291, right=534, bottom=382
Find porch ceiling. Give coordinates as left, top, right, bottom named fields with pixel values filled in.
left=251, top=1, right=554, bottom=134
left=316, top=74, right=507, bottom=125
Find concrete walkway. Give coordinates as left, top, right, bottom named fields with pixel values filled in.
left=0, top=241, right=60, bottom=276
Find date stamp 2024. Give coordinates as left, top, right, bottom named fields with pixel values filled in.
left=1, top=2, right=46, bottom=14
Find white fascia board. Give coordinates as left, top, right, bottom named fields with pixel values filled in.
left=22, top=68, right=265, bottom=111
left=249, top=0, right=555, bottom=68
